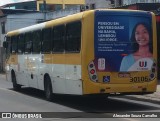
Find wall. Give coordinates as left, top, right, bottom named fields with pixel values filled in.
left=46, top=6, right=80, bottom=20
left=0, top=16, right=7, bottom=72
left=85, top=0, right=111, bottom=9
left=5, top=13, right=44, bottom=32
left=122, top=0, right=160, bottom=5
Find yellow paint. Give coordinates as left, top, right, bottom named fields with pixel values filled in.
left=81, top=10, right=96, bottom=94
left=6, top=54, right=18, bottom=65
left=37, top=0, right=85, bottom=11
left=147, top=79, right=157, bottom=92
left=45, top=12, right=83, bottom=28
left=7, top=30, right=19, bottom=37
left=37, top=0, right=85, bottom=4
left=65, top=53, right=81, bottom=65
left=96, top=71, right=150, bottom=84
left=152, top=12, right=158, bottom=65
left=43, top=53, right=81, bottom=65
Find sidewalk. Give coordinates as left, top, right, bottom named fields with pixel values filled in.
left=124, top=85, right=160, bottom=104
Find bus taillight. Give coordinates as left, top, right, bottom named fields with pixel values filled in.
left=90, top=69, right=95, bottom=74
left=88, top=61, right=98, bottom=82
left=149, top=61, right=156, bottom=81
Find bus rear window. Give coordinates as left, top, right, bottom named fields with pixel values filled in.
left=66, top=21, right=81, bottom=53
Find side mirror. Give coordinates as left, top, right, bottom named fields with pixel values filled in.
left=3, top=41, right=8, bottom=48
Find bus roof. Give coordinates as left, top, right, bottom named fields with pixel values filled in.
left=6, top=9, right=152, bottom=37
left=6, top=11, right=85, bottom=37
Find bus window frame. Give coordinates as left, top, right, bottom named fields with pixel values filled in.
left=52, top=24, right=65, bottom=54
left=17, top=34, right=25, bottom=54
left=65, top=21, right=81, bottom=53
left=5, top=36, right=12, bottom=58
left=32, top=29, right=42, bottom=54
left=11, top=36, right=18, bottom=54
left=41, top=27, right=52, bottom=54
left=24, top=32, right=33, bottom=54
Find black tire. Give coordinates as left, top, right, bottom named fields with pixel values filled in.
left=11, top=72, right=21, bottom=91
left=44, top=76, right=53, bottom=101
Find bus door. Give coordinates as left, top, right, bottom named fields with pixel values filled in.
left=64, top=21, right=82, bottom=94
left=24, top=36, right=38, bottom=88
left=4, top=36, right=12, bottom=82
left=24, top=54, right=39, bottom=88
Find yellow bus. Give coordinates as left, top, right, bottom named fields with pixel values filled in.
left=3, top=9, right=157, bottom=101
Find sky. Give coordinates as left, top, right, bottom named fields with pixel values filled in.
left=0, top=0, right=33, bottom=6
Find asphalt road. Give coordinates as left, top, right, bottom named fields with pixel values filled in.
left=0, top=74, right=160, bottom=121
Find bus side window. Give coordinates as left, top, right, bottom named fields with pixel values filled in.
left=18, top=34, right=24, bottom=54
left=24, top=32, right=32, bottom=54
left=32, top=30, right=41, bottom=54
left=42, top=28, right=52, bottom=53
left=66, top=21, right=81, bottom=53
left=11, top=36, right=18, bottom=53
left=53, top=25, right=65, bottom=53
left=6, top=37, right=11, bottom=56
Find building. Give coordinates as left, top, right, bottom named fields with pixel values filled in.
left=1, top=0, right=85, bottom=11
left=0, top=9, right=42, bottom=45
left=113, top=3, right=160, bottom=14
left=37, top=0, right=123, bottom=11
left=36, top=0, right=85, bottom=11
left=85, top=0, right=113, bottom=9
left=1, top=0, right=37, bottom=11
left=1, top=0, right=123, bottom=12
left=122, top=0, right=160, bottom=5
left=0, top=9, right=44, bottom=72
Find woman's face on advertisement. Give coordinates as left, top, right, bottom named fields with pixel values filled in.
left=135, top=24, right=149, bottom=46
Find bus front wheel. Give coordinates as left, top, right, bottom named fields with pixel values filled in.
left=44, top=76, right=53, bottom=101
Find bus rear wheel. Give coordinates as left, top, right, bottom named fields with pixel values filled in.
left=11, top=72, right=21, bottom=91
left=44, top=76, right=53, bottom=101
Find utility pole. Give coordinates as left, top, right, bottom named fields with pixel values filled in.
left=43, top=0, right=46, bottom=20
left=62, top=0, right=65, bottom=9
